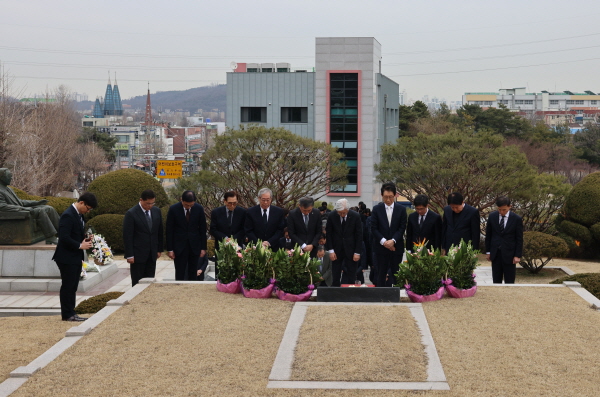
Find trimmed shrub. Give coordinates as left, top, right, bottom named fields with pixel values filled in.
left=521, top=231, right=569, bottom=273
left=87, top=214, right=126, bottom=253
left=590, top=222, right=600, bottom=242
left=87, top=169, right=168, bottom=217
left=11, top=186, right=76, bottom=215
left=559, top=220, right=593, bottom=246
left=207, top=239, right=215, bottom=257
left=550, top=273, right=600, bottom=300
left=564, top=172, right=600, bottom=227
left=556, top=233, right=585, bottom=258
left=75, top=292, right=124, bottom=314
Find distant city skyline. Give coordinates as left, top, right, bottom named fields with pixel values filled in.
left=2, top=0, right=600, bottom=103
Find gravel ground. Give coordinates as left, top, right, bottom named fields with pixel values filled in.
left=291, top=305, right=427, bottom=382
left=0, top=316, right=72, bottom=382
left=11, top=284, right=600, bottom=396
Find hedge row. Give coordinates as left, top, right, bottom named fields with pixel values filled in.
left=550, top=273, right=600, bottom=299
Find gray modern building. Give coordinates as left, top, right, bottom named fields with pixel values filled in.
left=226, top=37, right=399, bottom=206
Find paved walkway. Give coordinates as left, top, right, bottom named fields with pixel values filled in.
left=0, top=259, right=506, bottom=312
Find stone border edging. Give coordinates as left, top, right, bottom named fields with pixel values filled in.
left=0, top=278, right=155, bottom=396
left=268, top=301, right=450, bottom=391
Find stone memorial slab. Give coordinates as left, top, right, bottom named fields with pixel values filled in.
left=317, top=286, right=401, bottom=302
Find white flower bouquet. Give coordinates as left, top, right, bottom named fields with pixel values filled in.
left=89, top=233, right=114, bottom=266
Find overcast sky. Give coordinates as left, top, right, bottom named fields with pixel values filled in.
left=2, top=0, right=600, bottom=103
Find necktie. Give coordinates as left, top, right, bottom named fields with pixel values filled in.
left=387, top=206, right=392, bottom=226
left=341, top=216, right=346, bottom=230
left=419, top=215, right=424, bottom=229
left=304, top=214, right=309, bottom=228
left=80, top=214, right=85, bottom=228
left=263, top=209, right=268, bottom=225
left=145, top=210, right=152, bottom=230
left=500, top=215, right=505, bottom=233
left=227, top=210, right=232, bottom=225
left=185, top=208, right=190, bottom=222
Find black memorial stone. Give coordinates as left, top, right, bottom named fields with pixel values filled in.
left=317, top=286, right=401, bottom=302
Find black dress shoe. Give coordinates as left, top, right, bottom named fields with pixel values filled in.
left=63, top=315, right=86, bottom=322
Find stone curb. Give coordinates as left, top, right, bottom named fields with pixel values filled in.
left=0, top=275, right=154, bottom=395
left=9, top=366, right=40, bottom=378
left=563, top=281, right=600, bottom=310
left=268, top=301, right=449, bottom=390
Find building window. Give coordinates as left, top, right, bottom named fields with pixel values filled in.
left=241, top=107, right=267, bottom=123
left=281, top=107, right=308, bottom=123
left=116, top=135, right=129, bottom=143
left=83, top=121, right=94, bottom=127
left=329, top=72, right=359, bottom=193
left=550, top=100, right=559, bottom=105
left=591, top=101, right=597, bottom=105
left=247, top=68, right=259, bottom=73
left=567, top=100, right=585, bottom=105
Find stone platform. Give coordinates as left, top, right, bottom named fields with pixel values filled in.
left=317, top=286, right=401, bottom=302
left=0, top=242, right=118, bottom=292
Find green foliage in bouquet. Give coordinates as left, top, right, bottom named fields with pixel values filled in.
left=272, top=245, right=322, bottom=295
left=241, top=241, right=274, bottom=290
left=395, top=241, right=448, bottom=295
left=215, top=237, right=242, bottom=284
left=446, top=239, right=480, bottom=289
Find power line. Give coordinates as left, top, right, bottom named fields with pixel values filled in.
left=12, top=75, right=226, bottom=83
left=3, top=60, right=230, bottom=71
left=385, top=44, right=600, bottom=66
left=384, top=32, right=600, bottom=55
left=388, top=56, right=600, bottom=77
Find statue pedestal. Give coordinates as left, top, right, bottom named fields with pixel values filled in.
left=0, top=243, right=118, bottom=292
left=0, top=211, right=45, bottom=245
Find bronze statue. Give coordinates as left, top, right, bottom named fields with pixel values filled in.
left=0, top=168, right=60, bottom=241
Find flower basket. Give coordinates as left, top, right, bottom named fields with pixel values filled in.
left=406, top=286, right=445, bottom=303
left=275, top=285, right=314, bottom=302
left=93, top=258, right=104, bottom=267
left=241, top=280, right=275, bottom=299
left=88, top=232, right=113, bottom=266
left=216, top=279, right=241, bottom=294
left=445, top=283, right=477, bottom=298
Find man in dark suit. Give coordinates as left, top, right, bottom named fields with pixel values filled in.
left=485, top=196, right=523, bottom=284
left=371, top=183, right=408, bottom=287
left=123, top=189, right=164, bottom=287
left=245, top=188, right=285, bottom=250
left=316, top=245, right=332, bottom=287
left=52, top=192, right=98, bottom=321
left=166, top=190, right=207, bottom=281
left=406, top=194, right=442, bottom=252
left=287, top=196, right=322, bottom=257
left=209, top=191, right=246, bottom=278
left=325, top=198, right=362, bottom=286
left=441, top=192, right=480, bottom=254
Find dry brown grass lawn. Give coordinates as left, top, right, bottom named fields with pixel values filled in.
left=514, top=267, right=567, bottom=284
left=549, top=258, right=600, bottom=274
left=291, top=305, right=426, bottom=382
left=11, top=284, right=600, bottom=396
left=0, top=316, right=72, bottom=382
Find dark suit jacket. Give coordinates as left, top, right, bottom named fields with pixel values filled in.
left=485, top=211, right=523, bottom=263
left=210, top=205, right=246, bottom=245
left=166, top=202, right=207, bottom=255
left=442, top=204, right=480, bottom=251
left=317, top=255, right=333, bottom=286
left=370, top=202, right=407, bottom=258
left=287, top=207, right=322, bottom=257
left=123, top=204, right=164, bottom=263
left=325, top=209, right=363, bottom=261
left=52, top=205, right=85, bottom=265
left=406, top=209, right=442, bottom=251
left=244, top=205, right=285, bottom=250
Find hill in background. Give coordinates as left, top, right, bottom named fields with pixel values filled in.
left=74, top=84, right=226, bottom=114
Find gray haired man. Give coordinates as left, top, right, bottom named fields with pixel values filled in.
left=244, top=188, right=286, bottom=250
left=325, top=199, right=363, bottom=286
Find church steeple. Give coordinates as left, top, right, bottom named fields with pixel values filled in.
left=144, top=82, right=152, bottom=126
left=103, top=71, right=114, bottom=116
left=112, top=72, right=123, bottom=116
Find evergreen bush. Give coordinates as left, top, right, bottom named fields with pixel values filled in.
left=521, top=231, right=569, bottom=273
left=75, top=292, right=124, bottom=314
left=550, top=273, right=600, bottom=299
left=87, top=214, right=126, bottom=253
left=563, top=172, right=600, bottom=227
left=87, top=169, right=168, bottom=217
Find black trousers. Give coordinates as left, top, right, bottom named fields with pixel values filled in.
left=174, top=244, right=199, bottom=281
left=56, top=262, right=81, bottom=320
left=491, top=250, right=516, bottom=284
left=130, top=256, right=157, bottom=287
left=331, top=257, right=358, bottom=286
left=374, top=250, right=402, bottom=287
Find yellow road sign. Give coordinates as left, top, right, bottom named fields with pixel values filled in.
left=156, top=160, right=182, bottom=179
